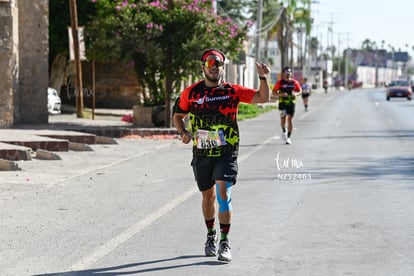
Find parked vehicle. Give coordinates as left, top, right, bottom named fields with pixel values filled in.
left=48, top=87, right=62, bottom=114
left=385, top=80, right=412, bottom=101
left=348, top=80, right=363, bottom=89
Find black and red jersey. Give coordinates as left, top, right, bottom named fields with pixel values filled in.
left=175, top=80, right=256, bottom=157
left=273, top=79, right=301, bottom=104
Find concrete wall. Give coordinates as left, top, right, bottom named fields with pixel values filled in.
left=0, top=0, right=48, bottom=128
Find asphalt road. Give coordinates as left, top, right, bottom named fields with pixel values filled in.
left=1, top=88, right=414, bottom=276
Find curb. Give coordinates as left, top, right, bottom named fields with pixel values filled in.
left=0, top=159, right=20, bottom=171
left=36, top=149, right=62, bottom=160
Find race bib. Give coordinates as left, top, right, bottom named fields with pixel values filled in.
left=196, top=129, right=226, bottom=149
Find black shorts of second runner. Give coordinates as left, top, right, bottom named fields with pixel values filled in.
left=191, top=153, right=238, bottom=191
left=279, top=102, right=295, bottom=117
left=301, top=93, right=310, bottom=99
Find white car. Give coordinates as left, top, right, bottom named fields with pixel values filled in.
left=47, top=87, right=62, bottom=114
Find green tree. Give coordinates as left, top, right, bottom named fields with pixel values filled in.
left=309, top=36, right=319, bottom=59
left=86, top=0, right=249, bottom=127
left=217, top=0, right=254, bottom=64
left=217, top=0, right=252, bottom=24
left=361, top=39, right=376, bottom=50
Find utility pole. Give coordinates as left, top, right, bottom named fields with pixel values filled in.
left=69, top=0, right=84, bottom=118
left=320, top=17, right=337, bottom=59
left=337, top=33, right=342, bottom=74
left=164, top=0, right=174, bottom=127
left=344, top=33, right=351, bottom=90
left=254, top=0, right=263, bottom=88
left=345, top=48, right=349, bottom=89
left=337, top=32, right=351, bottom=83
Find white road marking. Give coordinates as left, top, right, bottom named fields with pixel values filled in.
left=69, top=186, right=198, bottom=271
left=69, top=136, right=274, bottom=271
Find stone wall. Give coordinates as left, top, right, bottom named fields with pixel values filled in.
left=0, top=0, right=48, bottom=128
left=0, top=0, right=18, bottom=127
left=58, top=60, right=143, bottom=110
left=16, top=0, right=48, bottom=124
left=82, top=61, right=143, bottom=109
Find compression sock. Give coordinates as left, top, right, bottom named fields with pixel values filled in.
left=288, top=132, right=291, bottom=138
left=205, top=218, right=215, bottom=234
left=220, top=223, right=231, bottom=241
left=282, top=127, right=286, bottom=133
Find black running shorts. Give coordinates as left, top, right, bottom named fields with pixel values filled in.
left=279, top=102, right=295, bottom=117
left=191, top=153, right=238, bottom=191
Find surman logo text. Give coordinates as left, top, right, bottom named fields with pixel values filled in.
left=194, top=95, right=230, bottom=105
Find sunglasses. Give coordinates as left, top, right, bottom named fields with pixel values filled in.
left=284, top=70, right=292, bottom=74
left=203, top=59, right=224, bottom=68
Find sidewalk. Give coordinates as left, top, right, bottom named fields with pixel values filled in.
left=45, top=108, right=177, bottom=137
left=0, top=108, right=177, bottom=169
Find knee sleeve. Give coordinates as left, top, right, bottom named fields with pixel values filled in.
left=216, top=181, right=232, bottom=213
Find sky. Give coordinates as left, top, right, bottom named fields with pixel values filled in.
left=312, top=0, right=413, bottom=53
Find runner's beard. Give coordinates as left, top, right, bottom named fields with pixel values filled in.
left=205, top=71, right=221, bottom=83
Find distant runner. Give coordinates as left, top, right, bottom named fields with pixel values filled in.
left=301, top=77, right=312, bottom=112
left=272, top=66, right=302, bottom=144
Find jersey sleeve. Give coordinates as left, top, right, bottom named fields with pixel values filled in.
left=294, top=80, right=301, bottom=91
left=175, top=87, right=190, bottom=114
left=273, top=80, right=281, bottom=92
left=234, top=84, right=256, bottom=103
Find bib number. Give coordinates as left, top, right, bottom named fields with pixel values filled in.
left=196, top=129, right=226, bottom=149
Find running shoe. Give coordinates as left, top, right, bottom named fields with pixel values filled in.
left=217, top=240, right=232, bottom=262
left=282, top=131, right=288, bottom=143
left=286, top=137, right=292, bottom=144
left=204, top=231, right=218, bottom=256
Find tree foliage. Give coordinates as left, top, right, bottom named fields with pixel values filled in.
left=85, top=0, right=250, bottom=106
left=217, top=0, right=252, bottom=25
